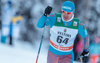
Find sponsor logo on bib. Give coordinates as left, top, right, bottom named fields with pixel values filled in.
left=57, top=17, right=61, bottom=22
left=73, top=21, right=77, bottom=26
left=64, top=29, right=67, bottom=32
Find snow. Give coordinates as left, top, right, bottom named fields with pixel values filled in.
left=0, top=40, right=80, bottom=63
left=0, top=40, right=48, bottom=63
left=0, top=33, right=79, bottom=63
left=0, top=44, right=34, bottom=63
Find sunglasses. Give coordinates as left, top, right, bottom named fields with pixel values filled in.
left=62, top=11, right=72, bottom=14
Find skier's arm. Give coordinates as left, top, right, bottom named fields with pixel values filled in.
left=37, top=15, right=47, bottom=28
left=37, top=6, right=53, bottom=28
left=46, top=13, right=56, bottom=28
left=78, top=23, right=89, bottom=55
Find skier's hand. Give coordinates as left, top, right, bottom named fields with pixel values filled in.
left=44, top=6, right=52, bottom=17
left=80, top=49, right=89, bottom=57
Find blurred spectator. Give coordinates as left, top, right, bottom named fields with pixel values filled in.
left=9, top=12, right=24, bottom=45
left=1, top=0, right=14, bottom=44
left=90, top=36, right=100, bottom=63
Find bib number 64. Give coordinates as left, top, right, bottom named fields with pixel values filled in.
left=57, top=36, right=69, bottom=44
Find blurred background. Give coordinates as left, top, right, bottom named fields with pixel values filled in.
left=0, top=0, right=100, bottom=63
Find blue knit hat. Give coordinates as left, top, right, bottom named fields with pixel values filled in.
left=62, top=1, right=75, bottom=13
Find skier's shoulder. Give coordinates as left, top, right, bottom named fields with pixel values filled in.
left=79, top=20, right=85, bottom=27
left=49, top=13, right=56, bottom=18
left=78, top=19, right=86, bottom=29
left=48, top=13, right=61, bottom=19
left=73, top=18, right=86, bottom=28
left=72, top=18, right=80, bottom=26
left=73, top=18, right=85, bottom=26
left=49, top=13, right=61, bottom=17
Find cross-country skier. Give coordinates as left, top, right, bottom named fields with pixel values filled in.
left=37, top=1, right=89, bottom=63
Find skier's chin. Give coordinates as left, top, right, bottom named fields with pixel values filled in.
left=63, top=17, right=69, bottom=21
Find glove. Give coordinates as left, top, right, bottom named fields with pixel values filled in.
left=44, top=6, right=52, bottom=17
left=80, top=49, right=89, bottom=57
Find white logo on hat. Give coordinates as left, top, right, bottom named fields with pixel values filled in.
left=62, top=6, right=72, bottom=10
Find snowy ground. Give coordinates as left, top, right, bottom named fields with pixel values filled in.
left=0, top=39, right=48, bottom=63
left=0, top=39, right=80, bottom=63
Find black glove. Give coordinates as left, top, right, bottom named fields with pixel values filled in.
left=44, top=6, right=52, bottom=17
left=80, top=49, right=89, bottom=57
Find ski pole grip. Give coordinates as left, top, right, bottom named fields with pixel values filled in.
left=44, top=6, right=52, bottom=17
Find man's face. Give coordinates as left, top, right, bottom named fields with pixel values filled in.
left=62, top=11, right=73, bottom=21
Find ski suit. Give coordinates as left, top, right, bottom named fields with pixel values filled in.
left=37, top=13, right=89, bottom=63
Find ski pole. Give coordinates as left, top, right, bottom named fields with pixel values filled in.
left=36, top=25, right=46, bottom=63
left=78, top=55, right=83, bottom=63
left=80, top=56, right=83, bottom=63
